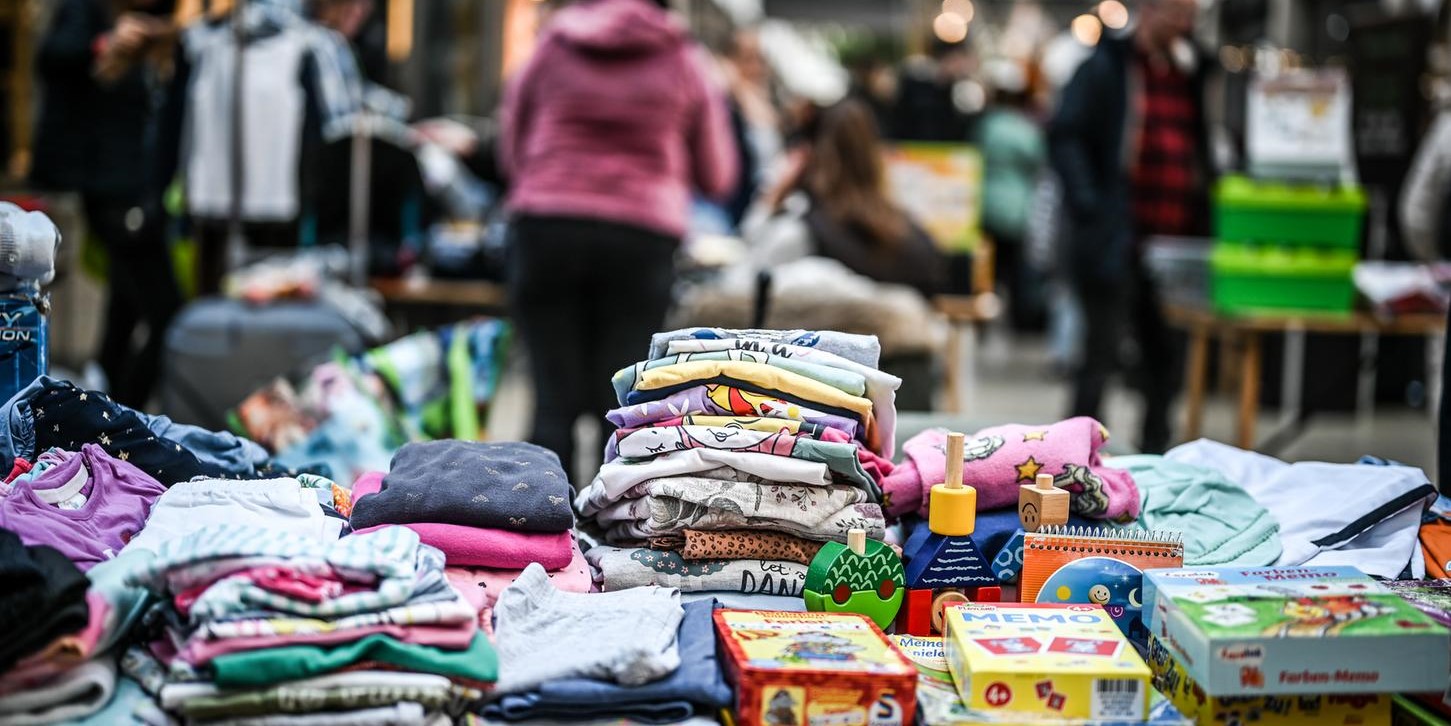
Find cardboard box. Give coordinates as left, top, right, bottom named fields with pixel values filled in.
left=1147, top=634, right=1391, bottom=725
left=895, top=634, right=1190, bottom=725
left=1142, top=566, right=1370, bottom=632
left=1142, top=567, right=1449, bottom=696
left=941, top=603, right=1151, bottom=721
left=714, top=610, right=917, bottom=726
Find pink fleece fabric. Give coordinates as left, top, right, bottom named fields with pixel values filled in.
left=350, top=472, right=574, bottom=569
left=445, top=541, right=593, bottom=612
left=498, top=0, right=737, bottom=238
left=353, top=523, right=574, bottom=570
left=881, top=418, right=1139, bottom=522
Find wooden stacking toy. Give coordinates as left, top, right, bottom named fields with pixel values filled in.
left=803, top=528, right=906, bottom=630
left=991, top=473, right=1072, bottom=587
left=993, top=473, right=1071, bottom=587
left=1019, top=472, right=1069, bottom=533
left=896, top=432, right=1001, bottom=636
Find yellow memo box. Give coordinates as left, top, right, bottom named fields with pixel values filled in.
left=944, top=603, right=1152, bottom=721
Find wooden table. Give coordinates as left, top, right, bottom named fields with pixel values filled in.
left=370, top=276, right=508, bottom=308
left=935, top=293, right=1002, bottom=414
left=1165, top=304, right=1446, bottom=450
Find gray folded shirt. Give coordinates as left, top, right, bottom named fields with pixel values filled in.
left=350, top=440, right=575, bottom=532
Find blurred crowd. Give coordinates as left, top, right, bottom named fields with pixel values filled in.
left=18, top=0, right=1451, bottom=468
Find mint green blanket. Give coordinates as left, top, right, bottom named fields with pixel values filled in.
left=1112, top=455, right=1282, bottom=566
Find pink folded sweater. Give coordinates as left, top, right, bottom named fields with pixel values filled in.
left=177, top=619, right=477, bottom=666
left=446, top=541, right=593, bottom=612
left=881, top=417, right=1139, bottom=522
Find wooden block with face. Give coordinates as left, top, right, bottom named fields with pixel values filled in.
left=1018, top=473, right=1069, bottom=532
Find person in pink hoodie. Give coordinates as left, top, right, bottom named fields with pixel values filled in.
left=500, top=0, right=738, bottom=474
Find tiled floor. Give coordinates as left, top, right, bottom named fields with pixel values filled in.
left=489, top=325, right=1439, bottom=480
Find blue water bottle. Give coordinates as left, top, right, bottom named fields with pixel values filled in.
left=0, top=203, right=60, bottom=404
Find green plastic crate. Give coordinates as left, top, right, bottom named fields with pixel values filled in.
left=1214, top=175, right=1367, bottom=248
left=1211, top=243, right=1358, bottom=313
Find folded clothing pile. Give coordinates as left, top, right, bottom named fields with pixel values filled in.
left=348, top=440, right=590, bottom=614
left=124, top=524, right=496, bottom=724
left=482, top=564, right=732, bottom=723
left=578, top=327, right=897, bottom=607
left=882, top=417, right=1142, bottom=523
left=0, top=527, right=109, bottom=723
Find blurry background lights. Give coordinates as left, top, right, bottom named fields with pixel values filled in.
left=933, top=12, right=969, bottom=43
left=942, top=0, right=975, bottom=24
left=1097, top=0, right=1129, bottom=30
left=1071, top=13, right=1102, bottom=46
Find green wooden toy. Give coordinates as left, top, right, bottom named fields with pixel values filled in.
left=803, top=529, right=906, bottom=630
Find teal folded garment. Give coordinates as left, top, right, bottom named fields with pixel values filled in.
left=1113, top=455, right=1283, bottom=566
left=208, top=631, right=497, bottom=688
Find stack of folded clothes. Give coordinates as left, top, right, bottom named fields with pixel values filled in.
left=124, top=524, right=496, bottom=724
left=578, top=327, right=898, bottom=609
left=348, top=441, right=591, bottom=616
left=0, top=528, right=118, bottom=724
left=0, top=544, right=164, bottom=725
left=480, top=565, right=732, bottom=723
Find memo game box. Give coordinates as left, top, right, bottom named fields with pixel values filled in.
left=713, top=610, right=917, bottom=726
left=942, top=603, right=1152, bottom=721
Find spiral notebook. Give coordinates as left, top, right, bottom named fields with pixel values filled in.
left=1021, top=526, right=1184, bottom=645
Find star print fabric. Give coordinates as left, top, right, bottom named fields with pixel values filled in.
left=880, top=417, right=1140, bottom=522
left=29, top=381, right=218, bottom=485
left=348, top=440, right=575, bottom=533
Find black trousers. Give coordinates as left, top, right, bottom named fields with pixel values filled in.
left=509, top=215, right=677, bottom=476
left=1069, top=258, right=1179, bottom=454
left=82, top=194, right=183, bottom=408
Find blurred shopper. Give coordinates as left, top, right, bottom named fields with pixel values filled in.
left=31, top=0, right=182, bottom=408
left=722, top=27, right=783, bottom=227
left=1049, top=0, right=1210, bottom=453
left=978, top=59, right=1047, bottom=330
left=891, top=39, right=972, bottom=142
left=312, top=0, right=384, bottom=85
left=743, top=99, right=947, bottom=298
left=1400, top=104, right=1451, bottom=263
left=500, top=0, right=737, bottom=474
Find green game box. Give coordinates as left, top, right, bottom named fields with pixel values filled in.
left=1143, top=567, right=1450, bottom=696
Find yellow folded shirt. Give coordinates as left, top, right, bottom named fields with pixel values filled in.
left=626, top=360, right=879, bottom=449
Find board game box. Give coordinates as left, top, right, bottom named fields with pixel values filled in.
left=941, top=603, right=1152, bottom=721
left=1146, top=634, right=1392, bottom=726
left=894, top=634, right=1191, bottom=725
left=1141, top=566, right=1370, bottom=633
left=1383, top=579, right=1451, bottom=628
left=1142, top=567, right=1449, bottom=696
left=713, top=610, right=917, bottom=726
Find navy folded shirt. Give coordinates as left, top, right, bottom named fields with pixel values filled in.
left=349, top=440, right=575, bottom=533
